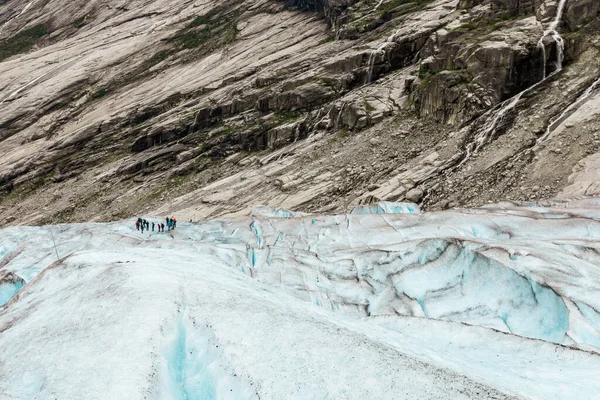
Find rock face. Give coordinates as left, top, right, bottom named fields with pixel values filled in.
left=0, top=0, right=599, bottom=224
left=458, top=0, right=485, bottom=9
left=564, top=0, right=600, bottom=30
left=412, top=15, right=544, bottom=124
left=284, top=0, right=359, bottom=27
left=490, top=0, right=535, bottom=14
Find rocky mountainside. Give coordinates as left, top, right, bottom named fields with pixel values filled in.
left=0, top=0, right=599, bottom=224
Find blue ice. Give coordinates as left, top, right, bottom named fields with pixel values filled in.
left=351, top=201, right=421, bottom=215
left=577, top=302, right=600, bottom=331
left=164, top=315, right=217, bottom=400
left=250, top=221, right=263, bottom=249
left=251, top=207, right=301, bottom=218
left=394, top=243, right=570, bottom=343
left=161, top=313, right=256, bottom=400
left=0, top=279, right=25, bottom=306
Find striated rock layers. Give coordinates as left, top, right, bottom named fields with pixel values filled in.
left=0, top=0, right=599, bottom=223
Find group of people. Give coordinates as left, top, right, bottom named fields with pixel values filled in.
left=135, top=217, right=177, bottom=233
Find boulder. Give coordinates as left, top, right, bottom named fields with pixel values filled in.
left=405, top=188, right=424, bottom=203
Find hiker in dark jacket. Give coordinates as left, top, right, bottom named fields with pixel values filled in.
left=152, top=222, right=155, bottom=232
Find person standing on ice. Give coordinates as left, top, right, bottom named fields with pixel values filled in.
left=151, top=222, right=155, bottom=232
left=173, top=218, right=177, bottom=229
left=135, top=220, right=140, bottom=231
left=161, top=223, right=165, bottom=232
left=140, top=222, right=144, bottom=233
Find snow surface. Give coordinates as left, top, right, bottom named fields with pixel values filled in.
left=1, top=199, right=600, bottom=399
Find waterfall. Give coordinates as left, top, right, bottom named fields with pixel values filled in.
left=336, top=102, right=347, bottom=129
left=539, top=0, right=569, bottom=77
left=0, top=0, right=36, bottom=35
left=364, top=51, right=378, bottom=85
left=188, top=110, right=201, bottom=135
left=549, top=0, right=568, bottom=32
left=339, top=0, right=385, bottom=43
left=457, top=92, right=525, bottom=167
left=537, top=41, right=547, bottom=80
left=362, top=0, right=391, bottom=86
left=0, top=57, right=81, bottom=106
left=535, top=77, right=600, bottom=145
left=471, top=92, right=524, bottom=153
left=364, top=43, right=387, bottom=85
left=458, top=0, right=569, bottom=164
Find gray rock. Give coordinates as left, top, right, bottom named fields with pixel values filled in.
left=405, top=188, right=424, bottom=203
left=413, top=16, right=544, bottom=125
left=458, top=0, right=485, bottom=9
left=436, top=199, right=450, bottom=210
left=565, top=0, right=599, bottom=30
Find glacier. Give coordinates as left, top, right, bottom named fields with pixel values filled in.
left=1, top=198, right=600, bottom=399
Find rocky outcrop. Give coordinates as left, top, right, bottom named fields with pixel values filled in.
left=564, top=0, right=600, bottom=30
left=283, top=0, right=359, bottom=27
left=410, top=16, right=544, bottom=124
left=490, top=0, right=535, bottom=15
left=458, top=0, right=485, bottom=9
left=0, top=0, right=599, bottom=225
left=267, top=120, right=308, bottom=149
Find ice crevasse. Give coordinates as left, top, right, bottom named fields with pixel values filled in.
left=1, top=199, right=600, bottom=399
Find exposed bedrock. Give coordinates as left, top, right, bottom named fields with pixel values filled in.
left=0, top=0, right=599, bottom=225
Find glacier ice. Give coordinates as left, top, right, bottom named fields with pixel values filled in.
left=0, top=271, right=25, bottom=307
left=159, top=309, right=257, bottom=400
left=351, top=201, right=420, bottom=215
left=1, top=198, right=600, bottom=399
